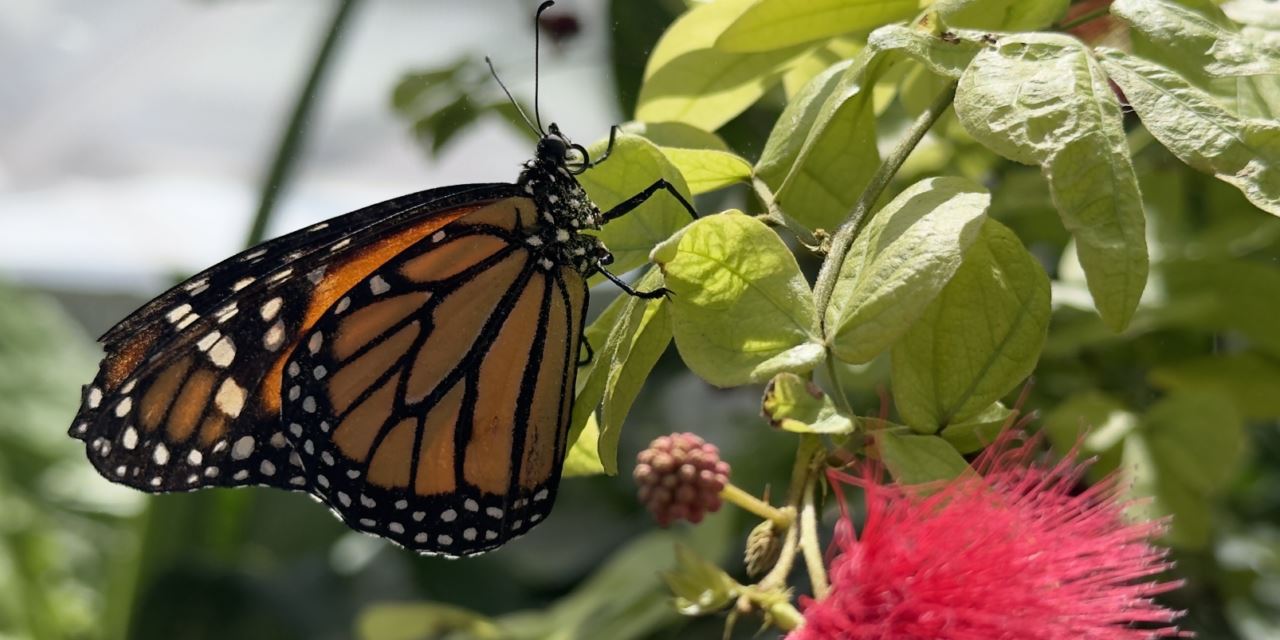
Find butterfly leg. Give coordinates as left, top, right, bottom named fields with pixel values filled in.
left=598, top=267, right=670, bottom=299
left=600, top=179, right=698, bottom=223
left=577, top=336, right=595, bottom=366
left=584, top=126, right=620, bottom=169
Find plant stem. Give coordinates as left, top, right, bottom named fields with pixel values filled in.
left=721, top=483, right=795, bottom=529
left=799, top=467, right=829, bottom=599
left=757, top=436, right=822, bottom=591
left=244, top=0, right=362, bottom=247
left=766, top=598, right=806, bottom=631
left=811, top=82, right=957, bottom=318
left=1058, top=5, right=1111, bottom=32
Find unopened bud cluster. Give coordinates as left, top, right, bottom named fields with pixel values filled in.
left=635, top=433, right=730, bottom=526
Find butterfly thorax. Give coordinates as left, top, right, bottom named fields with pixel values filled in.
left=516, top=140, right=608, bottom=275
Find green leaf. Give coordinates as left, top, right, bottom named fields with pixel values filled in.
left=637, top=0, right=808, bottom=130
left=1150, top=353, right=1280, bottom=420
left=761, top=373, right=854, bottom=434
left=568, top=288, right=635, bottom=452
left=1041, top=390, right=1134, bottom=480
left=825, top=177, right=990, bottom=364
left=891, top=219, right=1050, bottom=431
left=716, top=0, right=919, bottom=53
left=875, top=431, right=971, bottom=485
left=939, top=402, right=1015, bottom=454
left=652, top=212, right=822, bottom=387
left=1161, top=258, right=1280, bottom=357
left=935, top=0, right=1068, bottom=31
left=1112, top=0, right=1280, bottom=77
left=866, top=24, right=985, bottom=79
left=580, top=133, right=694, bottom=275
left=782, top=37, right=864, bottom=98
left=1098, top=49, right=1280, bottom=217
left=389, top=59, right=466, bottom=111
left=662, top=544, right=741, bottom=616
left=756, top=52, right=883, bottom=231
left=358, top=603, right=501, bottom=640
left=956, top=34, right=1147, bottom=330
left=417, top=94, right=479, bottom=156
left=562, top=413, right=606, bottom=477
left=620, top=121, right=730, bottom=151
left=658, top=147, right=753, bottom=194
left=599, top=271, right=673, bottom=475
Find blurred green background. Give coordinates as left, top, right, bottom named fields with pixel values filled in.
left=2, top=0, right=1279, bottom=638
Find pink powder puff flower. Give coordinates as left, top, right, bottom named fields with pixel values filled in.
left=789, top=431, right=1188, bottom=640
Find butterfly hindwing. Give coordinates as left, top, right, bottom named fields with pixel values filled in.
left=280, top=197, right=588, bottom=556
left=70, top=184, right=519, bottom=494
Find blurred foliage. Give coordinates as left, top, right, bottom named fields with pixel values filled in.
left=7, top=1, right=1280, bottom=639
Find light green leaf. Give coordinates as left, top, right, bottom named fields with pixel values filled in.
left=716, top=0, right=920, bottom=53
left=866, top=24, right=985, bottom=79
left=761, top=372, right=854, bottom=434
left=658, top=147, right=752, bottom=194
left=939, top=402, right=1015, bottom=453
left=825, top=177, right=990, bottom=364
left=1099, top=49, right=1280, bottom=216
left=1112, top=0, right=1280, bottom=77
left=580, top=133, right=694, bottom=275
left=1150, top=353, right=1280, bottom=420
left=756, top=52, right=884, bottom=231
left=563, top=413, right=606, bottom=477
left=663, top=544, right=742, bottom=616
left=1161, top=258, right=1280, bottom=357
left=782, top=37, right=864, bottom=98
left=935, top=0, right=1068, bottom=31
left=652, top=212, right=822, bottom=387
left=637, top=0, right=808, bottom=130
left=875, top=431, right=971, bottom=485
left=891, top=219, right=1050, bottom=431
left=619, top=121, right=730, bottom=151
left=568, top=286, right=637, bottom=453
left=599, top=272, right=673, bottom=475
left=358, top=603, right=500, bottom=640
left=956, top=34, right=1147, bottom=330
left=1040, top=390, right=1134, bottom=480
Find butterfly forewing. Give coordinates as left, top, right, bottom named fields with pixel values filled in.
left=280, top=196, right=587, bottom=556
left=70, top=184, right=517, bottom=493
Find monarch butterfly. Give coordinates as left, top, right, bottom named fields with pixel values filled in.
left=67, top=1, right=695, bottom=557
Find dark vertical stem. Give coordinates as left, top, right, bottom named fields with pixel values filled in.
left=244, top=0, right=363, bottom=248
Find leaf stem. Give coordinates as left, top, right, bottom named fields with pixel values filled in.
left=721, top=482, right=795, bottom=529
left=244, top=0, right=363, bottom=247
left=799, top=464, right=829, bottom=598
left=1058, top=6, right=1111, bottom=32
left=757, top=436, right=821, bottom=591
left=811, top=82, right=957, bottom=317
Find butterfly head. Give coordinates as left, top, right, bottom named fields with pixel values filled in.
left=519, top=124, right=610, bottom=274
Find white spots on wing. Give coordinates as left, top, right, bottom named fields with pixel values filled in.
left=463, top=499, right=479, bottom=512
left=414, top=532, right=429, bottom=544
left=543, top=211, right=555, bottom=223
left=555, top=229, right=569, bottom=242
left=437, top=534, right=453, bottom=546
left=270, top=432, right=287, bottom=448
left=264, top=321, right=286, bottom=351
left=268, top=268, right=293, bottom=284
left=288, top=362, right=301, bottom=377
left=260, top=297, right=283, bottom=321
left=359, top=518, right=376, bottom=527
left=289, top=423, right=303, bottom=438
left=369, top=275, right=390, bottom=295
left=308, top=332, right=324, bottom=354
left=312, top=365, right=327, bottom=380
left=289, top=476, right=306, bottom=486
left=525, top=235, right=543, bottom=247
left=534, top=488, right=550, bottom=501
left=337, top=491, right=352, bottom=507
left=463, top=528, right=477, bottom=541
left=346, top=469, right=360, bottom=479
left=120, top=379, right=137, bottom=394
left=197, top=331, right=222, bottom=352
left=431, top=230, right=447, bottom=243
left=485, top=506, right=503, bottom=519
left=215, top=303, right=239, bottom=323
left=412, top=511, right=426, bottom=522
left=115, top=465, right=127, bottom=476
left=188, top=449, right=203, bottom=465
left=335, top=297, right=351, bottom=314
left=212, top=440, right=229, bottom=454
left=115, top=397, right=133, bottom=419
left=388, top=522, right=405, bottom=535
left=208, top=335, right=236, bottom=367
left=548, top=194, right=560, bottom=204
left=440, top=509, right=457, bottom=522
left=87, top=387, right=102, bottom=409
left=122, top=426, right=138, bottom=449
left=175, top=311, right=200, bottom=330
left=184, top=277, right=209, bottom=292
left=233, top=469, right=250, bottom=481
left=204, top=466, right=220, bottom=478
left=321, top=451, right=335, bottom=466
left=317, top=474, right=330, bottom=489
left=302, top=396, right=316, bottom=413
left=538, top=258, right=554, bottom=270
left=311, top=222, right=330, bottom=232
left=243, top=248, right=268, bottom=261
left=303, top=439, right=314, bottom=455
left=307, top=268, right=326, bottom=284
left=233, top=277, right=256, bottom=292
left=530, top=513, right=542, bottom=523
left=186, top=473, right=199, bottom=484
left=289, top=451, right=303, bottom=467
left=513, top=520, right=523, bottom=530
left=260, top=460, right=276, bottom=476
left=330, top=238, right=351, bottom=252
left=230, top=435, right=255, bottom=460
left=150, top=477, right=163, bottom=487
left=153, top=443, right=169, bottom=465
left=484, top=530, right=498, bottom=541
left=215, top=379, right=246, bottom=418
left=74, top=422, right=88, bottom=435
left=394, top=499, right=408, bottom=510
left=360, top=494, right=376, bottom=508
left=319, top=421, right=331, bottom=433
left=524, top=183, right=535, bottom=194
left=166, top=303, right=193, bottom=324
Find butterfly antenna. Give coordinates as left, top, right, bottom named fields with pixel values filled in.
left=485, top=56, right=540, bottom=138
left=534, top=0, right=555, bottom=134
